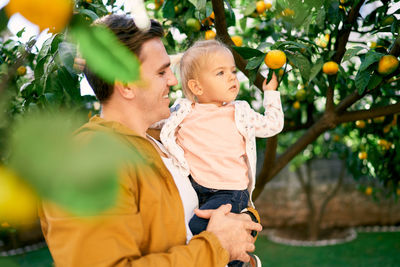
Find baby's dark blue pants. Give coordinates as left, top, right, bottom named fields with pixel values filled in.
left=189, top=176, right=249, bottom=267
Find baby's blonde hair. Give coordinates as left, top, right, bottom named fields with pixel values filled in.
left=180, top=40, right=232, bottom=102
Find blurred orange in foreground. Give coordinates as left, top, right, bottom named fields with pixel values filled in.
left=5, top=0, right=73, bottom=33
left=0, top=166, right=38, bottom=225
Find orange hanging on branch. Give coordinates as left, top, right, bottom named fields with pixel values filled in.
left=5, top=0, right=74, bottom=33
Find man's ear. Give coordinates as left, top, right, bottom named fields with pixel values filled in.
left=188, top=79, right=203, bottom=96
left=114, top=81, right=136, bottom=99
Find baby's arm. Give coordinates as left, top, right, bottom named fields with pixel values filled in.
left=249, top=73, right=284, bottom=137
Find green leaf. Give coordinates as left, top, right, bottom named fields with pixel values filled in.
left=0, top=8, right=8, bottom=33
left=16, top=28, right=25, bottom=38
left=343, top=46, right=365, bottom=62
left=188, top=0, right=206, bottom=13
left=315, top=7, right=325, bottom=29
left=243, top=0, right=256, bottom=16
left=266, top=69, right=274, bottom=84
left=50, top=34, right=64, bottom=54
left=239, top=17, right=247, bottom=31
left=58, top=42, right=77, bottom=75
left=287, top=53, right=311, bottom=81
left=232, top=46, right=264, bottom=59
left=273, top=41, right=307, bottom=50
left=355, top=70, right=370, bottom=94
left=367, top=74, right=383, bottom=91
left=245, top=55, right=265, bottom=70
left=9, top=111, right=141, bottom=215
left=162, top=0, right=175, bottom=19
left=248, top=69, right=258, bottom=87
left=70, top=23, right=140, bottom=84
left=34, top=55, right=51, bottom=80
left=225, top=6, right=236, bottom=27
left=37, top=35, right=57, bottom=62
left=78, top=8, right=99, bottom=22
left=359, top=51, right=384, bottom=72
left=308, top=58, right=324, bottom=82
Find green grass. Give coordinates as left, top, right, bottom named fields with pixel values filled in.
left=1, top=232, right=399, bottom=266
left=255, top=232, right=400, bottom=267
left=0, top=247, right=53, bottom=267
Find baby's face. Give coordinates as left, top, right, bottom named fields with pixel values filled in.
left=195, top=50, right=239, bottom=106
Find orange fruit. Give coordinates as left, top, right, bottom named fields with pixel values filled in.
left=265, top=3, right=272, bottom=10
left=373, top=116, right=385, bottom=123
left=202, top=12, right=215, bottom=26
left=282, top=8, right=295, bottom=16
left=278, top=69, right=284, bottom=76
left=365, top=187, right=373, bottom=195
left=201, top=17, right=213, bottom=26
left=154, top=0, right=164, bottom=9
left=377, top=55, right=399, bottom=76
left=205, top=30, right=216, bottom=40
left=264, top=50, right=286, bottom=69
left=322, top=61, right=339, bottom=75
left=295, top=89, right=306, bottom=101
left=0, top=166, right=38, bottom=225
left=231, top=35, right=243, bottom=46
left=358, top=151, right=367, bottom=160
left=383, top=125, right=391, bottom=133
left=256, top=1, right=267, bottom=14
left=355, top=120, right=366, bottom=129
left=333, top=135, right=340, bottom=142
left=5, top=0, right=73, bottom=33
left=17, top=66, right=26, bottom=76
left=293, top=101, right=300, bottom=109
left=209, top=12, right=215, bottom=19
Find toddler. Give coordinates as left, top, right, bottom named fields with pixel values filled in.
left=158, top=40, right=284, bottom=267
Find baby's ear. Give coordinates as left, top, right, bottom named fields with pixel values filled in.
left=188, top=79, right=203, bottom=96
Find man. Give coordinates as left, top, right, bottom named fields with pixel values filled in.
left=39, top=14, right=262, bottom=266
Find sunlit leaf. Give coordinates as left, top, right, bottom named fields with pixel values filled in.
left=70, top=23, right=140, bottom=84
left=9, top=111, right=141, bottom=215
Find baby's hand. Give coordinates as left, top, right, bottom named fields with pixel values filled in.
left=263, top=72, right=278, bottom=91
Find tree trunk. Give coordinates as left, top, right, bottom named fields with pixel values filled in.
left=296, top=159, right=346, bottom=241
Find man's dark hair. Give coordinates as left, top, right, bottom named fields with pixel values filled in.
left=83, top=14, right=164, bottom=103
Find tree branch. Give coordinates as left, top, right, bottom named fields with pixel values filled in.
left=337, top=102, right=400, bottom=123
left=333, top=0, right=366, bottom=63
left=253, top=136, right=277, bottom=199
left=262, top=113, right=336, bottom=185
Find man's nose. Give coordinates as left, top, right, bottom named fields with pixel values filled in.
left=168, top=70, right=178, bottom=86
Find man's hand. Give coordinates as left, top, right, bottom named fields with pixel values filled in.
left=263, top=72, right=278, bottom=91
left=194, top=204, right=262, bottom=262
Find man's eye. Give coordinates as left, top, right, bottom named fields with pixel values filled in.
left=159, top=71, right=166, bottom=76
left=217, top=71, right=224, bottom=76
left=232, top=70, right=238, bottom=74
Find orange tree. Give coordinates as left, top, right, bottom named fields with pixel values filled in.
left=148, top=0, right=400, bottom=197
left=1, top=0, right=400, bottom=224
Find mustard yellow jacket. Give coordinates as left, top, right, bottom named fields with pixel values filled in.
left=39, top=116, right=229, bottom=267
